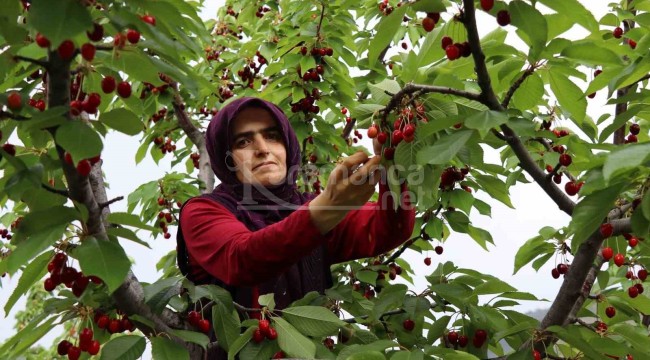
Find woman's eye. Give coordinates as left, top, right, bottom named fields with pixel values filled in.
left=236, top=139, right=250, bottom=147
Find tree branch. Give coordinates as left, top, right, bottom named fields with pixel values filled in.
left=13, top=55, right=48, bottom=68
left=502, top=64, right=537, bottom=108
left=0, top=111, right=30, bottom=121
left=382, top=235, right=420, bottom=266
left=41, top=183, right=69, bottom=197
left=98, top=196, right=124, bottom=209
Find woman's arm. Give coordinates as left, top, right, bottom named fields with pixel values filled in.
left=181, top=197, right=328, bottom=287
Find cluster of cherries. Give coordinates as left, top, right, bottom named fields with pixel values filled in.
left=255, top=5, right=272, bottom=18
left=153, top=136, right=177, bottom=155
left=100, top=75, right=131, bottom=99
left=253, top=318, right=278, bottom=343
left=57, top=327, right=100, bottom=359
left=190, top=153, right=201, bottom=169
left=445, top=328, right=489, bottom=348
left=377, top=0, right=394, bottom=15
left=599, top=224, right=646, bottom=298
left=0, top=228, right=12, bottom=241
left=43, top=252, right=103, bottom=297
left=612, top=25, right=637, bottom=49
left=442, top=36, right=472, bottom=61
left=290, top=89, right=321, bottom=114
left=187, top=310, right=211, bottom=333
left=625, top=123, right=640, bottom=144
left=236, top=51, right=269, bottom=89
left=148, top=108, right=169, bottom=123
left=157, top=197, right=179, bottom=239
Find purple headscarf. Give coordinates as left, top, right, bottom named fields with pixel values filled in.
left=205, top=97, right=314, bottom=229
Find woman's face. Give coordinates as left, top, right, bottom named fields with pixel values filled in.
left=230, top=107, right=287, bottom=187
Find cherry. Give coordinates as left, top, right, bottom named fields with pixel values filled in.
left=613, top=27, right=623, bottom=39
left=101, top=76, right=116, bottom=93
left=323, top=337, right=335, bottom=350
left=126, top=29, right=140, bottom=44
left=628, top=39, right=637, bottom=49
left=551, top=268, right=560, bottom=279
left=630, top=123, right=640, bottom=135
left=392, top=130, right=403, bottom=145
left=559, top=153, right=572, bottom=166
left=96, top=314, right=110, bottom=329
left=422, top=17, right=435, bottom=32
left=496, top=10, right=511, bottom=26
left=627, top=134, right=637, bottom=143
left=638, top=268, right=648, bottom=281
left=6, top=92, right=22, bottom=111
left=2, top=143, right=16, bottom=156
left=87, top=340, right=100, bottom=355
left=458, top=335, right=468, bottom=347
left=480, top=0, right=494, bottom=11
left=557, top=263, right=569, bottom=274
left=601, top=247, right=614, bottom=261
left=605, top=306, right=616, bottom=318
left=553, top=174, right=562, bottom=184
left=377, top=132, right=388, bottom=144
left=424, top=257, right=431, bottom=266
left=87, top=23, right=104, bottom=41
left=368, top=125, right=378, bottom=138
left=188, top=310, right=200, bottom=326
left=141, top=15, right=156, bottom=26
left=434, top=245, right=443, bottom=255
left=600, top=223, right=613, bottom=238
left=87, top=93, right=101, bottom=108
left=35, top=33, right=51, bottom=48
left=629, top=237, right=638, bottom=247
left=441, top=36, right=453, bottom=50
left=383, top=147, right=395, bottom=160
left=272, top=351, right=286, bottom=359
left=565, top=181, right=579, bottom=196
left=628, top=286, right=639, bottom=298
left=401, top=42, right=408, bottom=50
left=258, top=319, right=271, bottom=335
left=445, top=45, right=460, bottom=60
left=474, top=329, right=487, bottom=341
left=80, top=327, right=93, bottom=343
left=198, top=319, right=211, bottom=333
left=57, top=40, right=76, bottom=60
left=76, top=159, right=92, bottom=177
left=403, top=124, right=415, bottom=137
left=266, top=327, right=278, bottom=340
left=533, top=350, right=542, bottom=360
left=472, top=336, right=486, bottom=348
left=108, top=319, right=122, bottom=334
left=402, top=319, right=415, bottom=331
left=57, top=340, right=72, bottom=355
left=595, top=321, right=608, bottom=332
left=117, top=81, right=132, bottom=98
left=122, top=317, right=135, bottom=332
left=614, top=253, right=625, bottom=267
left=447, top=331, right=459, bottom=344
left=67, top=346, right=81, bottom=360
left=81, top=43, right=95, bottom=61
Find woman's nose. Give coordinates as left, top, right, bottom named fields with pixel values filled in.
left=253, top=135, right=270, bottom=154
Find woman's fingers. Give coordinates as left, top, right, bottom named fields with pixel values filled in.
left=330, top=151, right=369, bottom=182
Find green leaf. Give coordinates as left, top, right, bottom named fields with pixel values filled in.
left=509, top=1, right=547, bottom=61
left=537, top=0, right=598, bottom=32
left=513, top=235, right=555, bottom=274
left=273, top=316, right=316, bottom=359
left=475, top=174, right=514, bottom=208
left=151, top=337, right=190, bottom=360
left=99, top=335, right=147, bottom=360
left=75, top=236, right=131, bottom=294
left=100, top=108, right=145, bottom=135
left=473, top=278, right=517, bottom=295
left=110, top=50, right=164, bottom=85
left=228, top=326, right=255, bottom=360
left=464, top=111, right=508, bottom=138
left=29, top=0, right=93, bottom=47
left=212, top=301, right=241, bottom=352
left=282, top=306, right=345, bottom=337
left=368, top=79, right=402, bottom=105
left=511, top=73, right=544, bottom=111
left=7, top=316, right=57, bottom=357
left=106, top=227, right=151, bottom=248
left=167, top=329, right=210, bottom=349
left=108, top=212, right=157, bottom=231
left=561, top=43, right=624, bottom=66
left=368, top=5, right=408, bottom=66
left=609, top=324, right=650, bottom=357
left=602, top=143, right=650, bottom=183
left=54, top=121, right=103, bottom=164
left=258, top=293, right=276, bottom=311
left=642, top=191, right=650, bottom=221
left=417, top=130, right=474, bottom=165
left=5, top=251, right=51, bottom=314
left=569, top=183, right=625, bottom=249
left=356, top=269, right=378, bottom=286
left=143, top=276, right=184, bottom=314
left=448, top=189, right=474, bottom=214
left=549, top=70, right=587, bottom=124
left=468, top=225, right=494, bottom=250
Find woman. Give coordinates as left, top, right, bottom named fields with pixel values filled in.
left=177, top=96, right=415, bottom=312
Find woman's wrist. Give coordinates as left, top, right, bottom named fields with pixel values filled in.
left=308, top=191, right=348, bottom=235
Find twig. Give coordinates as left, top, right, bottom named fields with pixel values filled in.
left=382, top=235, right=420, bottom=265
left=13, top=55, right=48, bottom=68
left=98, top=196, right=124, bottom=209
left=570, top=317, right=597, bottom=332
left=501, top=64, right=538, bottom=108
left=41, top=183, right=69, bottom=197
left=0, top=111, right=30, bottom=121
left=315, top=2, right=326, bottom=38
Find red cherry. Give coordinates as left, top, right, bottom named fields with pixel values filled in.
left=258, top=319, right=270, bottom=335
left=474, top=329, right=487, bottom=341
left=368, top=125, right=378, bottom=138
left=424, top=257, right=431, bottom=266
left=628, top=285, right=639, bottom=298
left=496, top=10, right=511, bottom=26
left=627, top=134, right=638, bottom=143
left=447, top=331, right=459, bottom=344
left=472, top=335, right=486, bottom=348
left=383, top=147, right=395, bottom=160
left=629, top=237, right=638, bottom=248
left=628, top=39, right=637, bottom=49
left=272, top=351, right=286, bottom=359
left=6, top=92, right=22, bottom=111
left=198, top=319, right=211, bottom=333
left=638, top=269, right=648, bottom=281
left=57, top=40, right=76, bottom=60
left=600, top=223, right=613, bottom=238
left=266, top=327, right=278, bottom=340
left=67, top=346, right=81, bottom=360
left=605, top=306, right=616, bottom=318
left=630, top=123, right=640, bottom=135
left=458, top=335, right=468, bottom=347
left=392, top=130, right=403, bottom=145
left=403, top=124, right=415, bottom=137
left=79, top=327, right=93, bottom=343
left=76, top=159, right=92, bottom=177
left=565, top=181, right=579, bottom=196
left=601, top=247, right=614, bottom=261
left=44, top=278, right=56, bottom=291
left=126, top=29, right=141, bottom=44
left=480, top=0, right=494, bottom=11
left=551, top=268, right=560, bottom=279
left=434, top=245, right=443, bottom=255
left=559, top=153, right=572, bottom=166
left=2, top=143, right=16, bottom=156
left=81, top=43, right=95, bottom=61
left=445, top=45, right=460, bottom=60
left=253, top=329, right=264, bottom=343
left=557, top=263, right=569, bottom=274
left=57, top=340, right=72, bottom=355
left=533, top=350, right=542, bottom=360
left=87, top=93, right=101, bottom=109
left=422, top=17, right=435, bottom=32
left=377, top=132, right=388, bottom=144
left=141, top=15, right=156, bottom=26
left=87, top=340, right=100, bottom=355
left=441, top=36, right=453, bottom=50
left=188, top=310, right=201, bottom=326
left=613, top=27, right=623, bottom=39
left=402, top=319, right=415, bottom=331
left=96, top=315, right=110, bottom=329
left=35, top=33, right=50, bottom=48
left=101, top=76, right=116, bottom=94
left=614, top=253, right=625, bottom=267
left=117, top=81, right=132, bottom=98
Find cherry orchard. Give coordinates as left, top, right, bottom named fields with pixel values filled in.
left=0, top=0, right=649, bottom=359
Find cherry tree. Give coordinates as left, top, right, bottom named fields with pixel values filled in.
left=0, top=0, right=649, bottom=359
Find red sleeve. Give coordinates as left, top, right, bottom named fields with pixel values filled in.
left=180, top=197, right=328, bottom=287
left=327, top=182, right=416, bottom=263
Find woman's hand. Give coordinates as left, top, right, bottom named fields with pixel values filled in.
left=308, top=151, right=381, bottom=234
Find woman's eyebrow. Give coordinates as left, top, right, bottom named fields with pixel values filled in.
left=232, top=126, right=281, bottom=141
